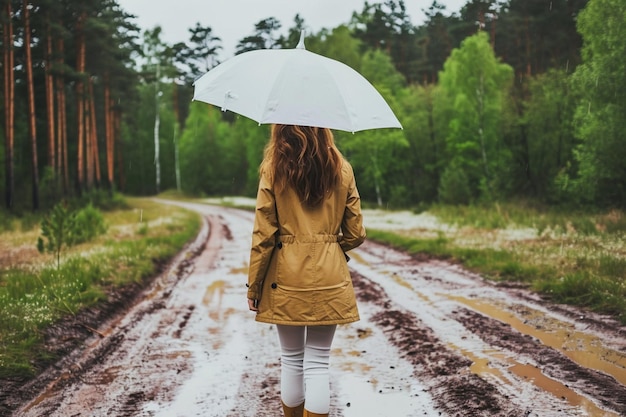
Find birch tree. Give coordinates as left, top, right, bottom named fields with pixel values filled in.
left=437, top=31, right=513, bottom=202
left=569, top=0, right=626, bottom=206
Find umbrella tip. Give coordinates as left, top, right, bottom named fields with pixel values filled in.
left=296, top=30, right=306, bottom=50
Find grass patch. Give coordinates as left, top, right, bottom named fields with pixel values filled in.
left=367, top=203, right=626, bottom=324
left=0, top=197, right=200, bottom=378
left=367, top=229, right=547, bottom=283
left=427, top=201, right=626, bottom=236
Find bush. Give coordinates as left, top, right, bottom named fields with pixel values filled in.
left=73, top=204, right=107, bottom=244
left=37, top=203, right=76, bottom=268
left=37, top=202, right=108, bottom=267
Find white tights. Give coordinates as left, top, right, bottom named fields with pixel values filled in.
left=276, top=324, right=337, bottom=414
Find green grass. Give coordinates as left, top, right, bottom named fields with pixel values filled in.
left=367, top=202, right=626, bottom=324
left=0, top=197, right=200, bottom=378
left=367, top=229, right=549, bottom=283
left=427, top=201, right=626, bottom=236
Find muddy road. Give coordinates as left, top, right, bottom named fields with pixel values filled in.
left=7, top=202, right=626, bottom=417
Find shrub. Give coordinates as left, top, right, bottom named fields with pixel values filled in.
left=73, top=204, right=107, bottom=244
left=37, top=203, right=76, bottom=268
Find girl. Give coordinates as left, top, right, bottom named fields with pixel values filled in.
left=247, top=124, right=366, bottom=417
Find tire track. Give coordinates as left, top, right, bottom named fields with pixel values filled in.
left=351, top=270, right=522, bottom=417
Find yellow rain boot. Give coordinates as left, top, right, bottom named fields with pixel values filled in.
left=303, top=409, right=328, bottom=417
left=282, top=401, right=304, bottom=417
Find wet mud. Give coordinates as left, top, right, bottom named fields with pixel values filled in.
left=453, top=307, right=626, bottom=415
left=352, top=271, right=521, bottom=417
left=2, top=202, right=625, bottom=417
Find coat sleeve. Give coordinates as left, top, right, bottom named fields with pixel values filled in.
left=339, top=163, right=366, bottom=253
left=247, top=170, right=278, bottom=300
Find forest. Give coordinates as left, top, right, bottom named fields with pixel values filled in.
left=1, top=0, right=625, bottom=213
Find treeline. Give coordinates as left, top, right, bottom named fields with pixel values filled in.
left=1, top=0, right=625, bottom=212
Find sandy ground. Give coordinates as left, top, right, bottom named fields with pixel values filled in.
left=3, top=201, right=626, bottom=417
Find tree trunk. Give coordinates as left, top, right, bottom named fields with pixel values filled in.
left=23, top=0, right=40, bottom=210
left=115, top=110, right=125, bottom=191
left=154, top=63, right=161, bottom=194
left=525, top=15, right=532, bottom=77
left=55, top=38, right=69, bottom=193
left=172, top=82, right=181, bottom=191
left=104, top=78, right=114, bottom=192
left=45, top=16, right=56, bottom=171
left=3, top=1, right=15, bottom=210
left=173, top=123, right=181, bottom=192
left=89, top=78, right=101, bottom=186
left=75, top=12, right=87, bottom=194
left=85, top=87, right=93, bottom=190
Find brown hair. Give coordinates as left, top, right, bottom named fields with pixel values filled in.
left=261, top=124, right=343, bottom=207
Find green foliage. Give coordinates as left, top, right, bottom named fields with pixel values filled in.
left=178, top=102, right=261, bottom=197
left=73, top=204, right=108, bottom=244
left=437, top=31, right=514, bottom=202
left=37, top=202, right=108, bottom=268
left=312, top=25, right=362, bottom=72
left=74, top=189, right=129, bottom=212
left=180, top=22, right=223, bottom=81
left=398, top=84, right=442, bottom=203
left=569, top=0, right=626, bottom=206
left=0, top=0, right=600, bottom=213
left=438, top=162, right=472, bottom=205
left=360, top=49, right=406, bottom=95
left=238, top=118, right=271, bottom=196
left=515, top=70, right=578, bottom=201
left=37, top=203, right=76, bottom=268
left=336, top=50, right=409, bottom=206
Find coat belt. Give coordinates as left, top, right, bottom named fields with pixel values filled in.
left=279, top=234, right=339, bottom=243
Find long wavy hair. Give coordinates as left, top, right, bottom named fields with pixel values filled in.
left=261, top=124, right=343, bottom=207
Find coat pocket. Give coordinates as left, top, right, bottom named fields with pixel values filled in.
left=275, top=241, right=348, bottom=291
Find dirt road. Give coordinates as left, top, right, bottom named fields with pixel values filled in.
left=9, top=202, right=626, bottom=417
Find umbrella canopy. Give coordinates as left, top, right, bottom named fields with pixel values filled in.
left=192, top=35, right=402, bottom=133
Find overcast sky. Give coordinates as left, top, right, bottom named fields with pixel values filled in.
left=117, top=0, right=467, bottom=60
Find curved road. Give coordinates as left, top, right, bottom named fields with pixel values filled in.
left=13, top=202, right=626, bottom=417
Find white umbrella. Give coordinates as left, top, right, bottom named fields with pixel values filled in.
left=192, top=34, right=402, bottom=133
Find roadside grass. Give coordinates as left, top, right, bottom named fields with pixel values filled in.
left=0, top=197, right=200, bottom=379
left=368, top=202, right=626, bottom=324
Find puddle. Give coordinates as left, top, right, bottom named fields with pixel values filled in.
left=229, top=266, right=248, bottom=275
left=202, top=280, right=226, bottom=306
left=509, top=363, right=619, bottom=417
left=21, top=372, right=71, bottom=413
left=449, top=295, right=626, bottom=386
left=452, top=345, right=620, bottom=417
left=203, top=280, right=226, bottom=322
left=451, top=345, right=512, bottom=385
left=336, top=373, right=430, bottom=416
left=148, top=350, right=192, bottom=361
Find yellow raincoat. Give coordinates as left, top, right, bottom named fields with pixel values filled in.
left=247, top=160, right=365, bottom=325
